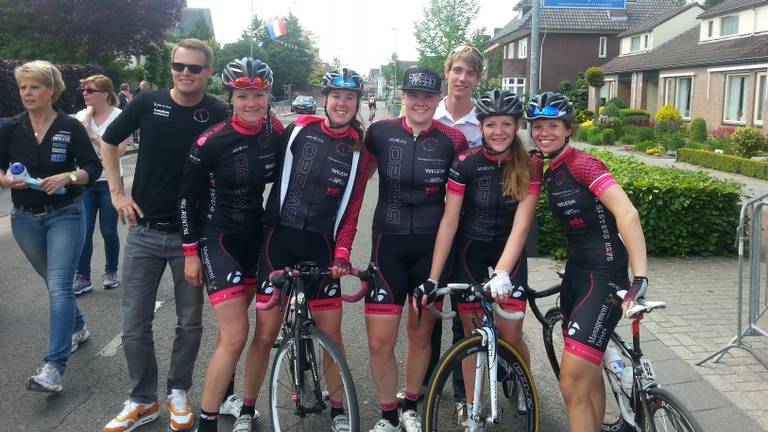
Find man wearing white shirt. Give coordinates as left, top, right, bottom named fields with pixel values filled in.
left=434, top=45, right=484, bottom=148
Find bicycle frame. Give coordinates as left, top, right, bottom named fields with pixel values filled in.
left=470, top=302, right=503, bottom=425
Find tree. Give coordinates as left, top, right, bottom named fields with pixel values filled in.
left=556, top=72, right=589, bottom=111
left=382, top=53, right=400, bottom=91
left=414, top=0, right=480, bottom=77
left=0, top=0, right=185, bottom=64
left=585, top=66, right=606, bottom=118
left=255, top=13, right=318, bottom=97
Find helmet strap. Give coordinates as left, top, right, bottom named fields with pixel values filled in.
left=324, top=98, right=360, bottom=130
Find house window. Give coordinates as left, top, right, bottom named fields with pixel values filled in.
left=630, top=36, right=641, bottom=51
left=502, top=77, right=526, bottom=96
left=721, top=15, right=738, bottom=36
left=664, top=79, right=673, bottom=105
left=675, top=77, right=693, bottom=119
left=724, top=74, right=749, bottom=123
left=505, top=42, right=514, bottom=59
left=519, top=38, right=528, bottom=59
left=643, top=34, right=649, bottom=49
left=599, top=80, right=615, bottom=105
left=756, top=72, right=766, bottom=125
left=599, top=37, right=607, bottom=58
left=707, top=20, right=714, bottom=37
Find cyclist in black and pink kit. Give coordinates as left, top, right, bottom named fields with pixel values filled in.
left=426, top=90, right=541, bottom=421
left=526, top=92, right=648, bottom=432
left=178, top=57, right=283, bottom=432
left=249, top=68, right=371, bottom=432
left=364, top=66, right=468, bottom=432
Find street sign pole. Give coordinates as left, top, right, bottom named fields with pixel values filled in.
left=529, top=0, right=541, bottom=99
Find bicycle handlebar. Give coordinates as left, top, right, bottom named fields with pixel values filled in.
left=253, top=263, right=377, bottom=311
left=427, top=283, right=524, bottom=321
left=615, top=290, right=667, bottom=318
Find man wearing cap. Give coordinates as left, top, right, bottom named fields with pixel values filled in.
left=363, top=66, right=468, bottom=432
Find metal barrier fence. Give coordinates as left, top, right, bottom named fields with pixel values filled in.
left=271, top=100, right=292, bottom=115
left=700, top=192, right=768, bottom=369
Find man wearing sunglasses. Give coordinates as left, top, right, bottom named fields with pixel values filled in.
left=97, top=38, right=229, bottom=432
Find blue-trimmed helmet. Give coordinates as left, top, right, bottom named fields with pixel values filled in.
left=525, top=91, right=574, bottom=123
left=321, top=68, right=363, bottom=96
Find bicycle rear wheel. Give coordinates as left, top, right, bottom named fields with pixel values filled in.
left=640, top=387, right=703, bottom=432
left=269, top=327, right=359, bottom=431
left=542, top=307, right=630, bottom=432
left=423, top=334, right=539, bottom=432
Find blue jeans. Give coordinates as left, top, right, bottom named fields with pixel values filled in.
left=77, top=180, right=120, bottom=277
left=11, top=200, right=87, bottom=374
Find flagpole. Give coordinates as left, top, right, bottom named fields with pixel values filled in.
left=250, top=0, right=254, bottom=57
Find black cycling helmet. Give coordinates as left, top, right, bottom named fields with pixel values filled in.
left=524, top=91, right=574, bottom=123
left=221, top=57, right=273, bottom=90
left=321, top=68, right=364, bottom=96
left=475, top=90, right=523, bottom=122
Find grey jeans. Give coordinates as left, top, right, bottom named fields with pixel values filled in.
left=121, top=225, right=203, bottom=403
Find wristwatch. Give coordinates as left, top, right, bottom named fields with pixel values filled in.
left=68, top=171, right=77, bottom=184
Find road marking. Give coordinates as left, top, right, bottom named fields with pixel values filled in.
left=99, top=301, right=164, bottom=357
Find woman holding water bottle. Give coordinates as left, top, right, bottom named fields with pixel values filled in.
left=0, top=60, right=101, bottom=394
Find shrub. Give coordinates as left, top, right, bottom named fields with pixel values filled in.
left=580, top=119, right=593, bottom=128
left=575, top=109, right=594, bottom=124
left=678, top=148, right=768, bottom=180
left=712, top=126, right=736, bottom=139
left=575, top=127, right=590, bottom=142
left=658, top=129, right=686, bottom=151
left=689, top=117, right=708, bottom=144
left=645, top=146, right=663, bottom=155
left=602, top=128, right=616, bottom=145
left=654, top=103, right=683, bottom=129
left=621, top=134, right=637, bottom=145
left=706, top=136, right=733, bottom=154
left=619, top=108, right=650, bottom=119
left=635, top=140, right=656, bottom=152
left=730, top=127, right=767, bottom=158
left=593, top=114, right=618, bottom=130
left=606, top=97, right=626, bottom=109
left=625, top=125, right=656, bottom=142
left=588, top=132, right=603, bottom=146
left=537, top=149, right=741, bottom=257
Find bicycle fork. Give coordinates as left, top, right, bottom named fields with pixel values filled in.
left=471, top=326, right=501, bottom=426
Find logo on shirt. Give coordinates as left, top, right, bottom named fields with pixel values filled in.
left=555, top=170, right=566, bottom=185
left=335, top=142, right=350, bottom=156
left=152, top=102, right=171, bottom=118
left=421, top=137, right=438, bottom=152
left=193, top=109, right=211, bottom=123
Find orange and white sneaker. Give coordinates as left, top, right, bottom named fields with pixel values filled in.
left=102, top=399, right=160, bottom=432
left=167, top=389, right=194, bottom=431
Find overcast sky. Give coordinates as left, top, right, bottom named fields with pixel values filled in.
left=187, top=0, right=516, bottom=73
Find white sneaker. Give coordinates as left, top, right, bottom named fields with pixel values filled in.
left=232, top=413, right=254, bottom=432
left=167, top=389, right=194, bottom=431
left=71, top=326, right=90, bottom=353
left=26, top=363, right=62, bottom=393
left=369, top=418, right=399, bottom=432
left=219, top=394, right=241, bottom=417
left=101, top=400, right=160, bottom=432
left=464, top=416, right=480, bottom=432
left=331, top=414, right=351, bottom=432
left=400, top=409, right=422, bottom=432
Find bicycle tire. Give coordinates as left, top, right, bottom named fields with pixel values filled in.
left=423, top=334, right=539, bottom=432
left=542, top=307, right=630, bottom=432
left=639, top=387, right=703, bottom=432
left=269, top=326, right=359, bottom=431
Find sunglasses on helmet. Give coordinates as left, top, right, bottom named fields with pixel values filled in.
left=171, top=62, right=207, bottom=74
left=230, top=76, right=271, bottom=90
left=451, top=45, right=483, bottom=60
left=331, top=75, right=361, bottom=89
left=531, top=106, right=562, bottom=117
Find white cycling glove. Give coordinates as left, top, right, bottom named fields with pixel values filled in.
left=485, top=270, right=512, bottom=296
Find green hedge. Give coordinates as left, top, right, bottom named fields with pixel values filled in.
left=537, top=149, right=742, bottom=258
left=677, top=148, right=768, bottom=180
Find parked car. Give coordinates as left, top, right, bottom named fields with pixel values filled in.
left=291, top=95, right=317, bottom=114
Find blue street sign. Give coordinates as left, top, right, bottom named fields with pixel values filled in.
left=542, top=0, right=626, bottom=9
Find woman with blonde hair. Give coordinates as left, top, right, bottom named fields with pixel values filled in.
left=72, top=74, right=131, bottom=295
left=0, top=60, right=101, bottom=393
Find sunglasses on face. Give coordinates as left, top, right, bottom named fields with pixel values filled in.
left=231, top=76, right=270, bottom=90
left=171, top=62, right=207, bottom=74
left=331, top=75, right=361, bottom=89
left=451, top=45, right=483, bottom=60
left=532, top=106, right=562, bottom=116
left=81, top=87, right=105, bottom=94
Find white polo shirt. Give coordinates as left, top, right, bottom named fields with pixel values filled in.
left=434, top=98, right=482, bottom=148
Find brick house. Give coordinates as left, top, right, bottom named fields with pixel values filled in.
left=600, top=0, right=768, bottom=133
left=487, top=0, right=681, bottom=96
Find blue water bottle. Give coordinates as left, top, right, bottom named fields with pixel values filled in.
left=9, top=162, right=67, bottom=194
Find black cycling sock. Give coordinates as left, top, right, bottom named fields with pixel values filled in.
left=224, top=378, right=235, bottom=399
left=198, top=410, right=218, bottom=432
left=382, top=408, right=399, bottom=426
left=403, top=398, right=418, bottom=412
left=240, top=403, right=255, bottom=417
left=331, top=406, right=345, bottom=419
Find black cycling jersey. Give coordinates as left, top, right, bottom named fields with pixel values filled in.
left=179, top=114, right=284, bottom=250
left=264, top=115, right=370, bottom=256
left=365, top=117, right=468, bottom=234
left=542, top=146, right=628, bottom=271
left=447, top=146, right=543, bottom=241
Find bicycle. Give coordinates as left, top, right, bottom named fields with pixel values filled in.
left=256, top=261, right=375, bottom=432
left=526, top=276, right=704, bottom=432
left=422, top=282, right=540, bottom=432
left=368, top=107, right=376, bottom=122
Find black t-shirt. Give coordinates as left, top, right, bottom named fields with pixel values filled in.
left=102, top=90, right=228, bottom=223
left=179, top=114, right=284, bottom=246
left=541, top=146, right=628, bottom=271
left=365, top=117, right=468, bottom=234
left=0, top=110, right=102, bottom=206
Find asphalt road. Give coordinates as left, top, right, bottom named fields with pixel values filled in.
left=0, top=104, right=572, bottom=431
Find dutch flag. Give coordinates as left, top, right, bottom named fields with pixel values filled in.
left=267, top=17, right=288, bottom=40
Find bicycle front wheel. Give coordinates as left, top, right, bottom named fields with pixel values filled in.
left=423, top=334, right=539, bottom=432
left=640, top=387, right=703, bottom=432
left=269, top=327, right=359, bottom=431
